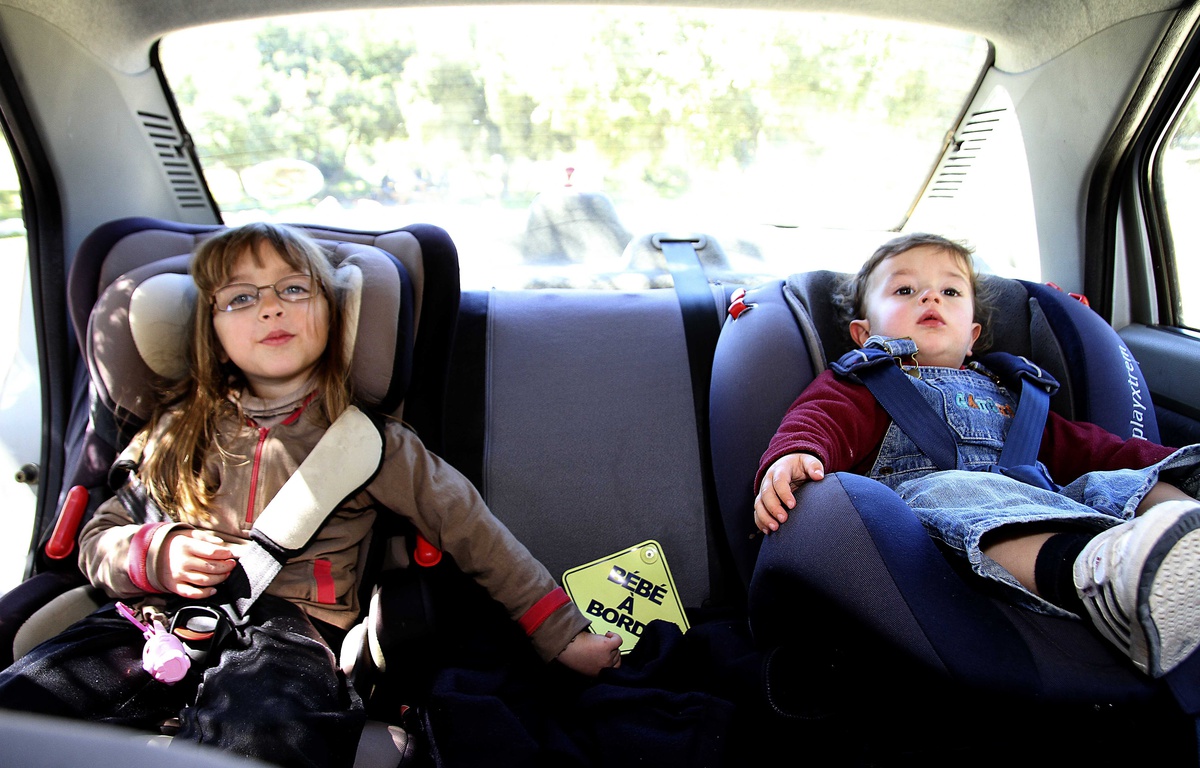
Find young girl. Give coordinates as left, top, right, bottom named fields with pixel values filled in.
left=0, top=223, right=621, bottom=768
left=754, top=233, right=1200, bottom=680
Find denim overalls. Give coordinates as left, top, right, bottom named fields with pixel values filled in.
left=865, top=364, right=1200, bottom=617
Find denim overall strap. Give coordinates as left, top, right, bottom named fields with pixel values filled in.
left=974, top=352, right=1059, bottom=469
left=831, top=336, right=960, bottom=472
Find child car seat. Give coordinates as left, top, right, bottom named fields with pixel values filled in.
left=708, top=271, right=1197, bottom=760
left=0, top=217, right=461, bottom=767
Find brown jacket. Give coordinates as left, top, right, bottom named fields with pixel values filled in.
left=79, top=400, right=589, bottom=662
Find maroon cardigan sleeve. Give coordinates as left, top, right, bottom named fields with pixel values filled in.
left=1039, top=411, right=1176, bottom=484
left=755, top=369, right=891, bottom=488
left=757, top=368, right=1181, bottom=492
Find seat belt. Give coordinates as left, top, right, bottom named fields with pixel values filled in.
left=219, top=406, right=384, bottom=622
left=655, top=233, right=737, bottom=604
left=657, top=233, right=722, bottom=412
left=830, top=336, right=1060, bottom=481
left=976, top=352, right=1057, bottom=469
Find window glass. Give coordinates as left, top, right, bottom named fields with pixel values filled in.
left=161, top=8, right=987, bottom=289
left=0, top=137, right=35, bottom=594
left=1160, top=89, right=1200, bottom=327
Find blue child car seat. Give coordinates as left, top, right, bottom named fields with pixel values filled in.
left=708, top=270, right=1197, bottom=761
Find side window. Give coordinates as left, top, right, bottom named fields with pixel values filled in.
left=1158, top=86, right=1200, bottom=327
left=0, top=136, right=36, bottom=593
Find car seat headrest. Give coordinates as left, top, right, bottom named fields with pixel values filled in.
left=780, top=269, right=1157, bottom=441
left=87, top=242, right=413, bottom=441
left=782, top=270, right=1035, bottom=375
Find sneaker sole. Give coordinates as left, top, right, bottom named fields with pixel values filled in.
left=1137, top=506, right=1200, bottom=677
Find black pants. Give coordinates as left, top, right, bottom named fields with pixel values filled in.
left=0, top=595, right=364, bottom=768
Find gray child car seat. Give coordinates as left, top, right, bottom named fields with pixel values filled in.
left=0, top=216, right=461, bottom=767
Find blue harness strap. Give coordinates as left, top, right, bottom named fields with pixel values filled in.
left=975, top=351, right=1059, bottom=469
left=831, top=337, right=960, bottom=472
left=831, top=337, right=1061, bottom=484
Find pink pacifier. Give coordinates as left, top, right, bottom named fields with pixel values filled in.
left=117, top=602, right=191, bottom=684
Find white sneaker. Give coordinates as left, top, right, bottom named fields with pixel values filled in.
left=1073, top=499, right=1200, bottom=677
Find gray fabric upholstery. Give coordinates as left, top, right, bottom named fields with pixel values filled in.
left=480, top=289, right=712, bottom=607
left=0, top=711, right=271, bottom=768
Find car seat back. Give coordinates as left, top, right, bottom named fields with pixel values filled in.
left=710, top=270, right=1161, bottom=589
left=444, top=288, right=721, bottom=613
left=709, top=270, right=1185, bottom=717
left=3, top=217, right=459, bottom=667
left=53, top=217, right=456, bottom=552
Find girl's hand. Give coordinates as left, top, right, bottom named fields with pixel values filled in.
left=556, top=630, right=622, bottom=676
left=754, top=452, right=825, bottom=533
left=159, top=529, right=239, bottom=599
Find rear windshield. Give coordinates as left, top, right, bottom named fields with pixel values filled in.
left=160, top=8, right=989, bottom=289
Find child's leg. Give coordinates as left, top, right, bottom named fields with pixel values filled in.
left=986, top=492, right=1200, bottom=678
left=983, top=526, right=1093, bottom=617
left=985, top=483, right=1194, bottom=599
left=0, top=604, right=194, bottom=727
left=980, top=528, right=1057, bottom=597
left=177, top=595, right=364, bottom=768
left=1135, top=479, right=1194, bottom=513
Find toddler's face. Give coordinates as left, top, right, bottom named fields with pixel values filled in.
left=211, top=244, right=330, bottom=399
left=850, top=245, right=980, bottom=368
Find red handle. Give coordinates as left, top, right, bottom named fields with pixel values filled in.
left=45, top=485, right=88, bottom=560
left=413, top=533, right=442, bottom=567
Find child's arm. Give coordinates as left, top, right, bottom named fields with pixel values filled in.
left=80, top=497, right=241, bottom=599
left=1040, top=410, right=1176, bottom=482
left=371, top=423, right=607, bottom=669
left=556, top=630, right=623, bottom=676
left=754, top=452, right=825, bottom=533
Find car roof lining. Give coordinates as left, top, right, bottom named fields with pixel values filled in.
left=0, top=0, right=1187, bottom=74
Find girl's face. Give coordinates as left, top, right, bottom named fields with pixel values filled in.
left=849, top=244, right=981, bottom=368
left=211, top=243, right=330, bottom=400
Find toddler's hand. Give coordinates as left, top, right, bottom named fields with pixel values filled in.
left=754, top=452, right=825, bottom=533
left=159, top=529, right=239, bottom=599
left=556, top=630, right=622, bottom=676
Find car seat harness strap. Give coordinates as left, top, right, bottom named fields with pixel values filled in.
left=831, top=336, right=960, bottom=473
left=832, top=336, right=1060, bottom=489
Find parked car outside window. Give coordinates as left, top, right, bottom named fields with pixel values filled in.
left=160, top=8, right=989, bottom=290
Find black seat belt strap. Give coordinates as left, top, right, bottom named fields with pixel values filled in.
left=657, top=234, right=723, bottom=417
left=655, top=233, right=736, bottom=603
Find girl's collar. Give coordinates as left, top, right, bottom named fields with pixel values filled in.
left=233, top=378, right=318, bottom=424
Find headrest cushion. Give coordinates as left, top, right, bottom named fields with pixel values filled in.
left=88, top=242, right=413, bottom=433
left=128, top=273, right=196, bottom=381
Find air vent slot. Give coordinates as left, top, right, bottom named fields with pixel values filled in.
left=138, top=110, right=208, bottom=210
left=926, top=107, right=1007, bottom=200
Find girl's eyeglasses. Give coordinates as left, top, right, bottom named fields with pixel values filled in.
left=212, top=274, right=320, bottom=313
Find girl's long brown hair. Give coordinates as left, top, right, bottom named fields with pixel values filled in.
left=139, top=223, right=353, bottom=524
